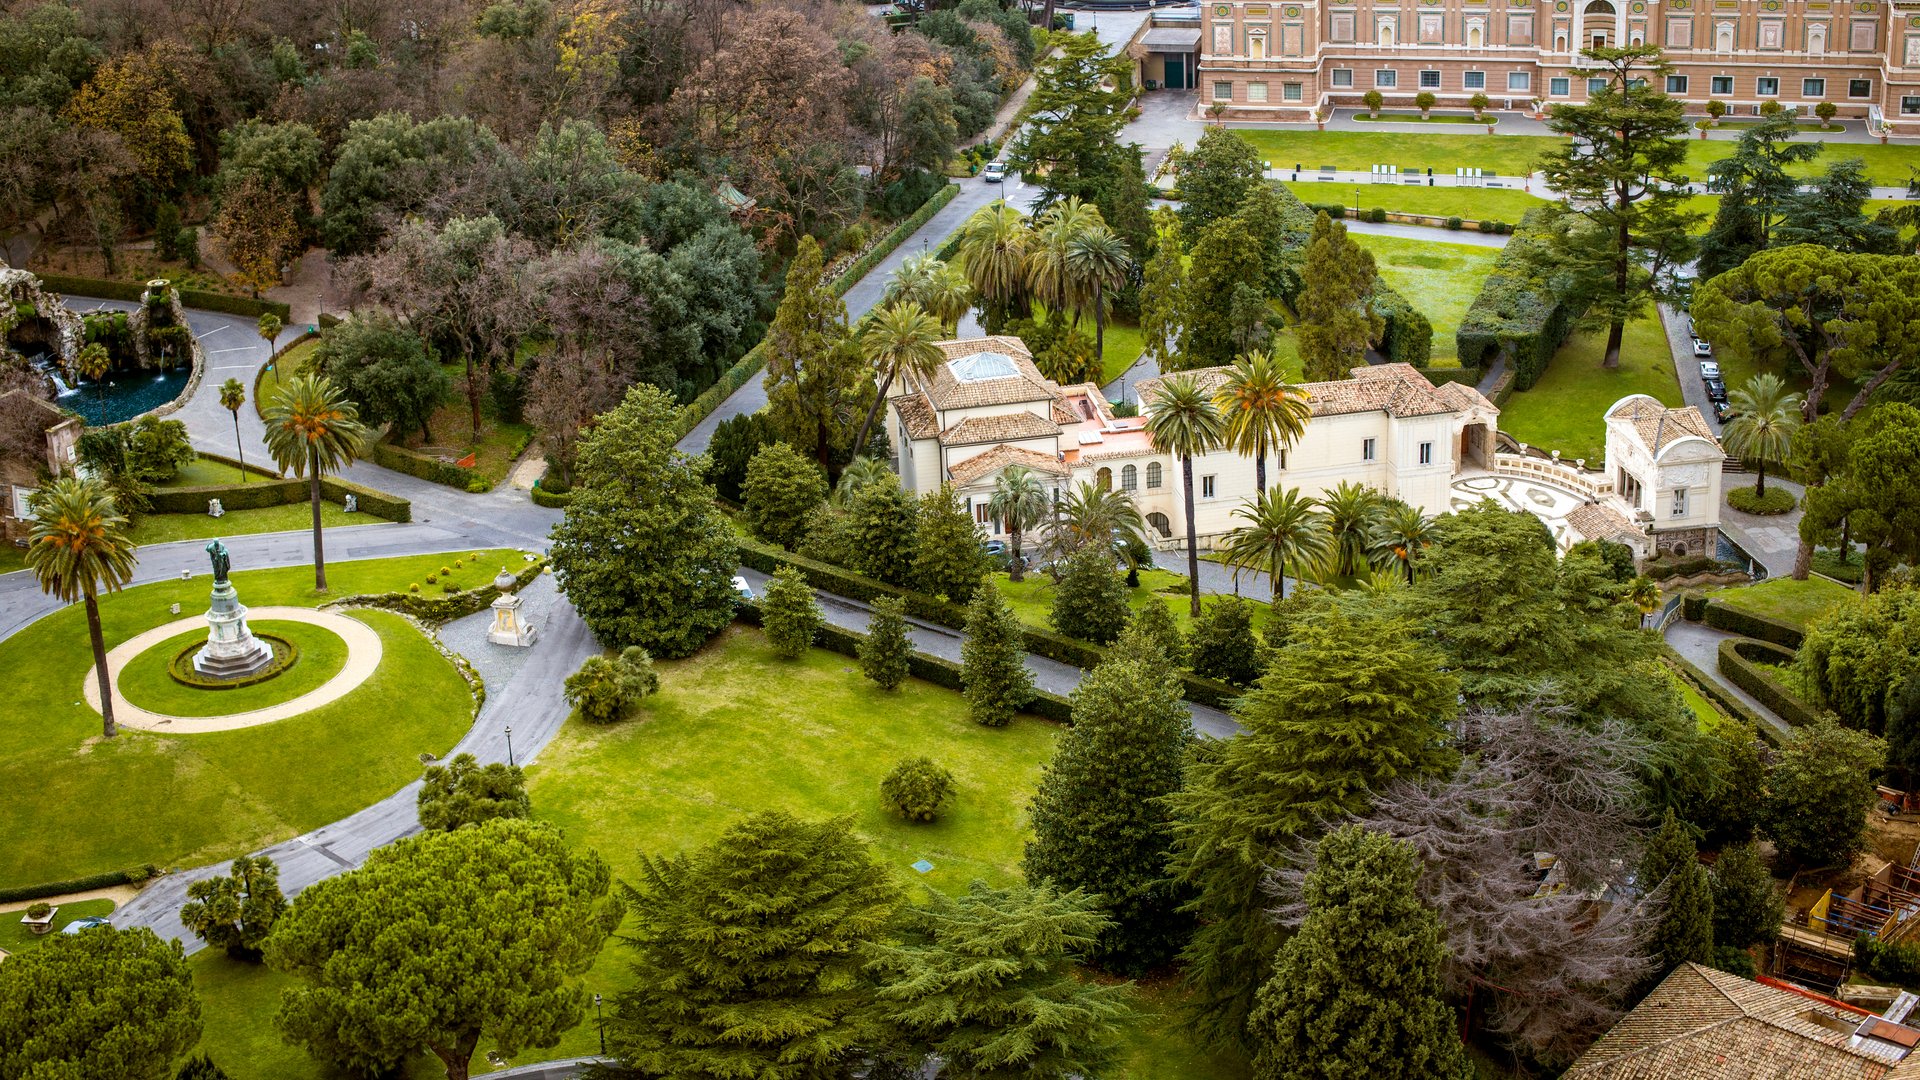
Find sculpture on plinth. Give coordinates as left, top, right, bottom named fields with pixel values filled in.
left=487, top=566, right=537, bottom=647
left=194, top=539, right=274, bottom=679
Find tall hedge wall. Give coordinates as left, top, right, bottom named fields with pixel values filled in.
left=35, top=272, right=292, bottom=322
left=150, top=450, right=411, bottom=522
left=1454, top=207, right=1584, bottom=391
left=1701, top=599, right=1807, bottom=650
left=1717, top=637, right=1824, bottom=729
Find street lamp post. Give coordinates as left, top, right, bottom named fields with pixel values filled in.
left=595, top=993, right=606, bottom=1056
left=1354, top=187, right=1361, bottom=217
left=505, top=725, right=514, bottom=768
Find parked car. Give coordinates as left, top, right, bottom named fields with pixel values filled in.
left=730, top=575, right=754, bottom=602
left=1698, top=360, right=1720, bottom=379
left=1704, top=377, right=1728, bottom=404
left=1692, top=339, right=1714, bottom=359
left=61, top=917, right=110, bottom=934
left=981, top=161, right=1007, bottom=183
left=982, top=539, right=1007, bottom=557
left=1713, top=400, right=1735, bottom=423
left=1687, top=316, right=1698, bottom=337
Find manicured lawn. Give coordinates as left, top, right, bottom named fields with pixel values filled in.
left=1352, top=111, right=1499, bottom=125
left=1238, top=130, right=1558, bottom=177
left=0, top=552, right=523, bottom=889
left=1674, top=674, right=1724, bottom=732
left=1712, top=576, right=1857, bottom=632
left=1100, top=320, right=1145, bottom=385
left=1284, top=181, right=1547, bottom=223
left=387, top=361, right=534, bottom=485
left=127, top=501, right=365, bottom=546
left=1351, top=234, right=1502, bottom=362
left=164, top=459, right=280, bottom=486
left=117, top=619, right=351, bottom=718
left=1496, top=317, right=1680, bottom=463
left=254, top=339, right=316, bottom=417
left=0, top=898, right=116, bottom=956
left=1681, top=137, right=1920, bottom=186
left=992, top=567, right=1271, bottom=634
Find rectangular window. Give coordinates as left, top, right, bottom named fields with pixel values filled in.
left=1550, top=76, right=1571, bottom=96
left=1420, top=69, right=1442, bottom=89
left=1851, top=19, right=1877, bottom=52
left=1375, top=69, right=1398, bottom=88
left=1802, top=78, right=1825, bottom=98
left=1904, top=96, right=1920, bottom=116
left=1332, top=68, right=1355, bottom=88
left=1362, top=438, right=1377, bottom=462
left=1850, top=78, right=1873, bottom=98
left=1666, top=75, right=1689, bottom=94
left=1247, top=81, right=1269, bottom=102
left=1202, top=475, right=1217, bottom=499
left=1671, top=488, right=1689, bottom=517
left=1508, top=71, right=1531, bottom=91
left=1283, top=81, right=1304, bottom=101
left=1711, top=75, right=1733, bottom=95
left=1588, top=77, right=1609, bottom=97
left=1213, top=81, right=1234, bottom=101
left=1756, top=76, right=1779, bottom=96
left=1464, top=70, right=1486, bottom=90
left=1418, top=441, right=1434, bottom=465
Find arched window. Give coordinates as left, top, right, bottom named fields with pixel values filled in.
left=1146, top=512, right=1172, bottom=537
left=1121, top=464, right=1138, bottom=491
left=1146, top=462, right=1164, bottom=488
left=1096, top=467, right=1113, bottom=491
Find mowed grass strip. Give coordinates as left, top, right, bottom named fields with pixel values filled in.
left=1495, top=317, right=1680, bottom=462
left=1351, top=234, right=1503, bottom=362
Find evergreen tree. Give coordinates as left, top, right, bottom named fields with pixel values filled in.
left=1112, top=599, right=1187, bottom=668
left=1640, top=807, right=1716, bottom=975
left=417, top=753, right=531, bottom=832
left=605, top=813, right=899, bottom=1079
left=858, top=595, right=913, bottom=690
left=760, top=566, right=824, bottom=659
left=1176, top=127, right=1263, bottom=236
left=961, top=585, right=1034, bottom=728
left=179, top=855, right=287, bottom=962
left=1296, top=212, right=1380, bottom=383
left=1026, top=655, right=1193, bottom=973
left=1765, top=716, right=1885, bottom=867
left=563, top=647, right=660, bottom=723
left=1693, top=113, right=1818, bottom=280
left=1248, top=826, right=1472, bottom=1080
left=174, top=1055, right=232, bottom=1080
left=1187, top=595, right=1261, bottom=686
left=742, top=442, right=829, bottom=550
left=1233, top=182, right=1305, bottom=300
left=764, top=236, right=872, bottom=474
left=705, top=412, right=775, bottom=505
left=914, top=483, right=989, bottom=603
left=865, top=881, right=1132, bottom=1080
left=1774, top=158, right=1898, bottom=254
left=1179, top=217, right=1268, bottom=369
left=0, top=926, right=202, bottom=1080
left=1048, top=545, right=1130, bottom=644
left=880, top=757, right=955, bottom=822
left=846, top=476, right=919, bottom=587
left=1008, top=34, right=1135, bottom=213
left=1139, top=207, right=1186, bottom=365
left=1689, top=720, right=1767, bottom=847
left=1168, top=606, right=1459, bottom=1049
left=1710, top=841, right=1784, bottom=951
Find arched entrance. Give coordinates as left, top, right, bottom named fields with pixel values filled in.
left=1146, top=511, right=1173, bottom=537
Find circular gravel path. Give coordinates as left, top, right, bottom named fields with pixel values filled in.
left=82, top=607, right=383, bottom=734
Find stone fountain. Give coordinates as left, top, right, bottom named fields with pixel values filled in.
left=194, top=539, right=273, bottom=679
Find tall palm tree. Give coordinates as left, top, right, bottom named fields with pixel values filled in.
left=219, top=378, right=250, bottom=482
left=1027, top=198, right=1100, bottom=326
left=1722, top=372, right=1803, bottom=496
left=1320, top=480, right=1383, bottom=579
left=1065, top=222, right=1132, bottom=362
left=884, top=254, right=973, bottom=334
left=27, top=476, right=138, bottom=739
left=987, top=465, right=1051, bottom=583
left=832, top=456, right=894, bottom=507
left=1219, top=487, right=1329, bottom=601
left=1047, top=480, right=1146, bottom=561
left=852, top=301, right=945, bottom=453
left=263, top=373, right=368, bottom=593
left=1366, top=502, right=1436, bottom=585
left=1145, top=373, right=1228, bottom=617
left=956, top=201, right=1030, bottom=331
left=1215, top=350, right=1311, bottom=494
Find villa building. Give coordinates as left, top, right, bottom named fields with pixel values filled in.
left=1604, top=394, right=1726, bottom=558
left=1192, top=0, right=1920, bottom=134
left=0, top=389, right=80, bottom=544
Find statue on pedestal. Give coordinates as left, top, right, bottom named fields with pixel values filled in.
left=193, top=539, right=274, bottom=679
left=487, top=566, right=538, bottom=647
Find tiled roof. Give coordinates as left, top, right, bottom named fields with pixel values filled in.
left=892, top=394, right=938, bottom=440
left=1137, top=363, right=1465, bottom=420
left=916, top=337, right=1058, bottom=410
left=948, top=444, right=1071, bottom=485
left=1568, top=500, right=1643, bottom=546
left=1431, top=379, right=1499, bottom=415
left=1565, top=964, right=1919, bottom=1080
left=1607, top=396, right=1724, bottom=457
left=940, top=411, right=1060, bottom=446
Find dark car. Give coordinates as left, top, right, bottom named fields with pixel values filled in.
left=1713, top=400, right=1736, bottom=423
left=1704, top=377, right=1728, bottom=404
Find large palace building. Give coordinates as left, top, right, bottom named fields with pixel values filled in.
left=1189, top=0, right=1920, bottom=133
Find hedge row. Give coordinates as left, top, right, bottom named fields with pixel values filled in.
left=1374, top=285, right=1433, bottom=369
left=529, top=484, right=572, bottom=509
left=1419, top=365, right=1484, bottom=388
left=149, top=451, right=411, bottom=522
left=336, top=559, right=545, bottom=626
left=33, top=272, right=291, bottom=321
left=1717, top=637, right=1824, bottom=729
left=366, top=440, right=483, bottom=492
left=1701, top=599, right=1807, bottom=650
left=1454, top=207, right=1584, bottom=391
left=737, top=537, right=1242, bottom=710
left=829, top=183, right=959, bottom=301
left=1658, top=645, right=1778, bottom=743
left=0, top=865, right=159, bottom=905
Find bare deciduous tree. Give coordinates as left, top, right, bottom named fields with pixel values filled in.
left=524, top=340, right=623, bottom=487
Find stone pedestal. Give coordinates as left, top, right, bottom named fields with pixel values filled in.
left=194, top=578, right=273, bottom=679
left=486, top=567, right=537, bottom=647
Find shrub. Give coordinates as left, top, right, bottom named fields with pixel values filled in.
left=880, top=757, right=955, bottom=822
left=1445, top=216, right=1463, bottom=230
left=1857, top=936, right=1920, bottom=988
left=1455, top=207, right=1585, bottom=389
left=760, top=566, right=824, bottom=659
left=858, top=595, right=912, bottom=690
left=1727, top=486, right=1796, bottom=515
left=563, top=647, right=660, bottom=723
left=1190, top=596, right=1262, bottom=686
left=26, top=902, right=51, bottom=919
left=408, top=583, right=420, bottom=593
left=1366, top=207, right=1388, bottom=223
left=442, top=582, right=460, bottom=593
left=1702, top=600, right=1806, bottom=649
left=1415, top=90, right=1437, bottom=113
left=1363, top=89, right=1384, bottom=114
left=439, top=566, right=452, bottom=577
left=1719, top=638, right=1824, bottom=728
left=425, top=574, right=438, bottom=584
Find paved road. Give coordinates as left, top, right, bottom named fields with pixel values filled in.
left=1663, top=618, right=1791, bottom=739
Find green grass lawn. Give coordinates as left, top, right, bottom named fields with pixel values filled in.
left=1351, top=234, right=1503, bottom=362
left=1496, top=317, right=1680, bottom=462
left=0, top=552, right=522, bottom=889
left=1099, top=320, right=1145, bottom=385
left=163, top=459, right=280, bottom=487
left=1352, top=111, right=1498, bottom=125
left=1712, top=575, right=1857, bottom=632
left=117, top=620, right=350, bottom=717
left=127, top=501, right=366, bottom=546
left=1284, top=181, right=1547, bottom=223
left=992, top=566, right=1271, bottom=635
left=254, top=339, right=315, bottom=418
left=0, top=898, right=116, bottom=956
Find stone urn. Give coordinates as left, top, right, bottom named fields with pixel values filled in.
left=21, top=904, right=56, bottom=935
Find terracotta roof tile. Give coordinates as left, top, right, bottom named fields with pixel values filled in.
left=914, top=337, right=1059, bottom=410
left=892, top=394, right=938, bottom=440
left=940, top=411, right=1060, bottom=445
left=1137, top=363, right=1464, bottom=420
left=947, top=444, right=1071, bottom=485
left=1568, top=501, right=1643, bottom=546
left=1607, top=396, right=1724, bottom=456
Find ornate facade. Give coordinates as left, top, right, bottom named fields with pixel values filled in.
left=1194, top=0, right=1920, bottom=134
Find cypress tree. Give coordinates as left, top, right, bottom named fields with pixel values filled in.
left=760, top=566, right=823, bottom=659
left=764, top=237, right=872, bottom=473
left=1167, top=606, right=1459, bottom=1049
left=914, top=483, right=990, bottom=603
left=859, top=595, right=913, bottom=690
left=1710, top=841, right=1784, bottom=951
left=846, top=478, right=918, bottom=586
left=961, top=585, right=1034, bottom=728
left=1048, top=546, right=1130, bottom=645
left=1188, top=595, right=1261, bottom=686
left=1249, top=826, right=1472, bottom=1080
left=1025, top=656, right=1193, bottom=973
left=1641, top=807, right=1716, bottom=975
left=1296, top=213, right=1381, bottom=383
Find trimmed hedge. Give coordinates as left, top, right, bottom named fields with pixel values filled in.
left=1374, top=284, right=1433, bottom=368
left=148, top=451, right=410, bottom=523
left=1681, top=591, right=1708, bottom=621
left=529, top=484, right=572, bottom=509
left=1419, top=366, right=1484, bottom=388
left=1701, top=599, right=1807, bottom=650
left=366, top=440, right=482, bottom=491
left=1718, top=637, right=1824, bottom=728
left=0, top=865, right=159, bottom=905
left=1659, top=645, right=1778, bottom=743
left=337, top=559, right=545, bottom=625
left=830, top=183, right=959, bottom=300
left=32, top=272, right=291, bottom=321
left=1454, top=207, right=1585, bottom=391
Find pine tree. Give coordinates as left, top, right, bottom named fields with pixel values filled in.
left=606, top=813, right=899, bottom=1079
left=1026, top=656, right=1193, bottom=973
left=859, top=595, right=913, bottom=690
left=760, top=566, right=823, bottom=660
left=1167, top=606, right=1459, bottom=1049
left=914, top=483, right=990, bottom=603
left=1710, top=841, right=1784, bottom=951
left=764, top=236, right=873, bottom=473
left=1296, top=212, right=1380, bottom=383
left=961, top=585, right=1034, bottom=728
left=1249, top=826, right=1472, bottom=1080
left=1640, top=807, right=1715, bottom=975
left=1187, top=595, right=1261, bottom=686
left=1176, top=127, right=1263, bottom=236
left=174, top=1055, right=232, bottom=1080
left=1180, top=217, right=1269, bottom=369
left=865, top=881, right=1133, bottom=1080
left=1048, top=546, right=1130, bottom=645
left=846, top=478, right=918, bottom=586
left=742, top=442, right=829, bottom=550
left=1112, top=599, right=1187, bottom=668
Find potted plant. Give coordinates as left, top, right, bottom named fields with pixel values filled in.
left=1706, top=99, right=1726, bottom=127
left=1363, top=89, right=1384, bottom=118
left=22, top=902, right=56, bottom=935
left=1470, top=92, right=1490, bottom=121
left=1415, top=91, right=1436, bottom=118
left=1815, top=100, right=1838, bottom=129
left=1759, top=98, right=1783, bottom=118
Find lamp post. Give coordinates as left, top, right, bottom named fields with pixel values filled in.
left=504, top=724, right=514, bottom=768
left=595, top=993, right=606, bottom=1055
left=1354, top=187, right=1361, bottom=217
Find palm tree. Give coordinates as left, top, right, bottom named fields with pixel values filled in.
left=1722, top=373, right=1803, bottom=496
left=1366, top=502, right=1436, bottom=585
left=1145, top=373, right=1228, bottom=617
left=1027, top=198, right=1100, bottom=326
left=27, top=476, right=138, bottom=739
left=1219, top=487, right=1329, bottom=600
left=1320, top=480, right=1383, bottom=579
left=257, top=312, right=282, bottom=350
left=218, top=378, right=250, bottom=481
left=1215, top=350, right=1311, bottom=494
left=263, top=373, right=368, bottom=592
left=832, top=456, right=894, bottom=507
left=884, top=254, right=973, bottom=334
left=76, top=342, right=110, bottom=402
left=852, top=301, right=945, bottom=453
left=1627, top=575, right=1662, bottom=627
left=1065, top=222, right=1132, bottom=362
left=1047, top=481, right=1146, bottom=562
left=987, top=465, right=1051, bottom=583
left=956, top=201, right=1030, bottom=330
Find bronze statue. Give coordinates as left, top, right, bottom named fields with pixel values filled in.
left=206, top=538, right=230, bottom=584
